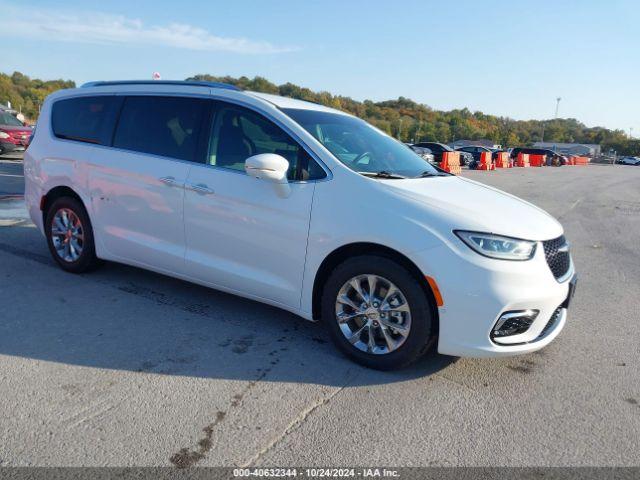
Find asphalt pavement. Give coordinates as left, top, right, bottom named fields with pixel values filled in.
left=0, top=154, right=25, bottom=196
left=0, top=163, right=639, bottom=467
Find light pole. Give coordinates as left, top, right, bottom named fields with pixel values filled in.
left=630, top=127, right=634, bottom=139
left=541, top=97, right=562, bottom=142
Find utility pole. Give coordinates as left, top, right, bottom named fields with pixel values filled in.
left=630, top=127, right=633, bottom=139
left=541, top=97, right=562, bottom=143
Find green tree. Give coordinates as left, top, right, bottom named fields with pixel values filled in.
left=4, top=70, right=634, bottom=154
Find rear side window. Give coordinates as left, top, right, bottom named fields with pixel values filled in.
left=52, top=96, right=120, bottom=145
left=113, top=96, right=208, bottom=162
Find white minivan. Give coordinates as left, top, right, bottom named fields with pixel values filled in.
left=24, top=80, right=577, bottom=370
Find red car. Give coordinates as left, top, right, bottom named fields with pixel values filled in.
left=0, top=109, right=33, bottom=155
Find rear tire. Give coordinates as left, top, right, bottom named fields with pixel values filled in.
left=321, top=255, right=436, bottom=370
left=45, top=196, right=101, bottom=273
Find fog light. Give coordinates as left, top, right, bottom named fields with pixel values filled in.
left=491, top=309, right=539, bottom=339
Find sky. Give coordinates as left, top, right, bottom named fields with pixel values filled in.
left=2, top=0, right=639, bottom=134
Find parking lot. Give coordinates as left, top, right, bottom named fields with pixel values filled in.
left=0, top=155, right=25, bottom=196
left=0, top=160, right=639, bottom=467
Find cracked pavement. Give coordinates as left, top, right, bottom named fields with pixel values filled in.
left=0, top=164, right=639, bottom=466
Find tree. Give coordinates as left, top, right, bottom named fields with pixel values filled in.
left=4, top=70, right=633, bottom=153
left=1, top=71, right=75, bottom=120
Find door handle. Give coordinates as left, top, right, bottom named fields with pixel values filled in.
left=187, top=183, right=215, bottom=195
left=159, top=176, right=181, bottom=187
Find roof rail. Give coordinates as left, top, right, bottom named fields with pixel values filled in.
left=80, top=80, right=241, bottom=91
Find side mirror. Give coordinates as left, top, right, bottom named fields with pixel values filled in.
left=245, top=153, right=291, bottom=198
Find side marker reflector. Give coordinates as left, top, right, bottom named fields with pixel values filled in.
left=425, top=275, right=444, bottom=307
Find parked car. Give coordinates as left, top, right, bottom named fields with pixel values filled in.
left=25, top=80, right=576, bottom=370
left=510, top=147, right=567, bottom=166
left=0, top=108, right=33, bottom=155
left=457, top=150, right=473, bottom=166
left=455, top=145, right=493, bottom=169
left=407, top=144, right=435, bottom=163
left=412, top=142, right=460, bottom=164
left=616, top=156, right=640, bottom=166
left=413, top=142, right=471, bottom=166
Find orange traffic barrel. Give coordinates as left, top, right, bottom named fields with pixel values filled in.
left=529, top=154, right=546, bottom=167
left=477, top=151, right=494, bottom=170
left=515, top=153, right=530, bottom=167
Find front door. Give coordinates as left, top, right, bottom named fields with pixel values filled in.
left=183, top=101, right=326, bottom=308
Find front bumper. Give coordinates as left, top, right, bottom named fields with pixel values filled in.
left=411, top=240, right=574, bottom=358
left=0, top=141, right=17, bottom=154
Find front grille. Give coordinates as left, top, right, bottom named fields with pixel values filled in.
left=542, top=235, right=571, bottom=280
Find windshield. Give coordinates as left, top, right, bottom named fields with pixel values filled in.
left=0, top=111, right=24, bottom=127
left=282, top=108, right=440, bottom=178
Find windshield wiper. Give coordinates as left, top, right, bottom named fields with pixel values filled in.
left=415, top=170, right=448, bottom=178
left=358, top=170, right=407, bottom=179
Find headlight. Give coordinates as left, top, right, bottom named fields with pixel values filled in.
left=0, top=131, right=9, bottom=139
left=455, top=231, right=537, bottom=260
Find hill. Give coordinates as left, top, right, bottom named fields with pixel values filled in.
left=0, top=72, right=75, bottom=121
left=2, top=70, right=637, bottom=155
left=189, top=74, right=637, bottom=155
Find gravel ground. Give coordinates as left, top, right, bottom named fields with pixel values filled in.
left=0, top=164, right=638, bottom=467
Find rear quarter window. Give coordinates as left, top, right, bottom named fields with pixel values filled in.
left=52, top=96, right=120, bottom=145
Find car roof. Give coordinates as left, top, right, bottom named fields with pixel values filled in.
left=82, top=79, right=241, bottom=90
left=75, top=80, right=348, bottom=116
left=247, top=92, right=348, bottom=115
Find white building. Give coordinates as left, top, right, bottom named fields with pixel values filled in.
left=532, top=142, right=600, bottom=157
left=451, top=139, right=502, bottom=149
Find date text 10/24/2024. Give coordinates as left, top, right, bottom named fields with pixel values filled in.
left=233, top=468, right=400, bottom=478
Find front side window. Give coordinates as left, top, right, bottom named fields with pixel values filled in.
left=283, top=108, right=440, bottom=178
left=208, top=103, right=325, bottom=181
left=113, top=96, right=208, bottom=161
left=52, top=96, right=120, bottom=145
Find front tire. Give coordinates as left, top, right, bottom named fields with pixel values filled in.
left=45, top=196, right=101, bottom=273
left=321, top=255, right=436, bottom=370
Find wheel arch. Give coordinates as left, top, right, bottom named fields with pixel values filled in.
left=41, top=185, right=87, bottom=225
left=311, top=242, right=440, bottom=332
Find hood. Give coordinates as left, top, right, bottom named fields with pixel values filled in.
left=382, top=175, right=563, bottom=241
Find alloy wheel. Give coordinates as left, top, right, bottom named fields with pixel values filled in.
left=335, top=274, right=412, bottom=355
left=51, top=208, right=84, bottom=263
